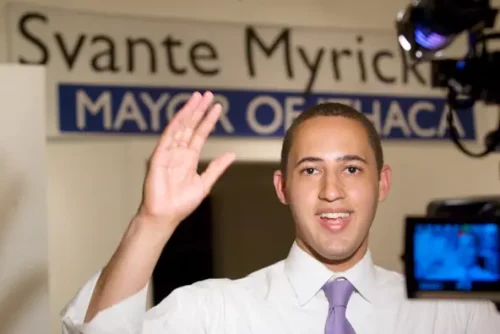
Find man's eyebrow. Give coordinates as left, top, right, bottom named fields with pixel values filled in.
left=295, top=154, right=368, bottom=167
left=295, top=156, right=323, bottom=167
left=336, top=154, right=368, bottom=164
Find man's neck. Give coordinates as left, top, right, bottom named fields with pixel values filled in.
left=296, top=238, right=369, bottom=273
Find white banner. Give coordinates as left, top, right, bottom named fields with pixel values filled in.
left=5, top=4, right=477, bottom=140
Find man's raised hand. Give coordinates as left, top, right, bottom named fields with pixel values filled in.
left=138, top=91, right=235, bottom=229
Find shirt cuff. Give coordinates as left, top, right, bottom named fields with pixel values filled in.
left=61, top=270, right=149, bottom=334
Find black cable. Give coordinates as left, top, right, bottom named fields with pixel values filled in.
left=475, top=32, right=500, bottom=43
left=446, top=107, right=490, bottom=158
left=446, top=91, right=500, bottom=158
left=443, top=30, right=500, bottom=158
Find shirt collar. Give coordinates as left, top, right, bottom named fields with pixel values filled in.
left=284, top=241, right=378, bottom=306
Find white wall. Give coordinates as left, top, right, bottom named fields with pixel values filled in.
left=0, top=64, right=50, bottom=334
left=1, top=1, right=500, bottom=333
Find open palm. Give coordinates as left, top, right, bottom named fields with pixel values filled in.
left=139, top=91, right=235, bottom=227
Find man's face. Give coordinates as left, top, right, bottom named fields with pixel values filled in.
left=274, top=116, right=391, bottom=269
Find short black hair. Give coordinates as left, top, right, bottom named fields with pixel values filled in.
left=280, top=102, right=384, bottom=177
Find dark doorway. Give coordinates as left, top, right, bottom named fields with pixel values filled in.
left=151, top=196, right=214, bottom=306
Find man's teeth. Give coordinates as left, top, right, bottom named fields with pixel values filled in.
left=320, top=212, right=350, bottom=219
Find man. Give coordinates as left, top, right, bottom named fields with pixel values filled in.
left=61, top=91, right=500, bottom=333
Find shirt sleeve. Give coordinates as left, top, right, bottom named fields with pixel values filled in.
left=464, top=300, right=500, bottom=333
left=60, top=270, right=149, bottom=334
left=60, top=271, right=226, bottom=334
left=142, top=279, right=226, bottom=333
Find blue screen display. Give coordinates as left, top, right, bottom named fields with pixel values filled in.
left=414, top=222, right=500, bottom=289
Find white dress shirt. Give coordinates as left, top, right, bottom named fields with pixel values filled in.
left=61, top=242, right=500, bottom=333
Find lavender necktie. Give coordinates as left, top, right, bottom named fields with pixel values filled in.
left=323, top=279, right=356, bottom=334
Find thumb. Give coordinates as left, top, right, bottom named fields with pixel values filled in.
left=201, top=152, right=236, bottom=194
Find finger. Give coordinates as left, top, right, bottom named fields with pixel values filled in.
left=165, top=91, right=204, bottom=148
left=178, top=91, right=215, bottom=147
left=201, top=152, right=236, bottom=194
left=189, top=103, right=222, bottom=152
left=154, top=91, right=203, bottom=151
left=185, top=91, right=214, bottom=129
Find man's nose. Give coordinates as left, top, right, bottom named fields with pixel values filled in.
left=318, top=174, right=344, bottom=202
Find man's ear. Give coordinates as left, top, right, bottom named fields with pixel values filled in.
left=378, top=164, right=392, bottom=202
left=273, top=169, right=288, bottom=205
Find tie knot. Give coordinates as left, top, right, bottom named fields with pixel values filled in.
left=323, top=279, right=355, bottom=308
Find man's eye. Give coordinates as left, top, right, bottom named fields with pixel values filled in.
left=346, top=166, right=360, bottom=174
left=303, top=168, right=317, bottom=175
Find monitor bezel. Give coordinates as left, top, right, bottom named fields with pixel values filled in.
left=404, top=215, right=500, bottom=300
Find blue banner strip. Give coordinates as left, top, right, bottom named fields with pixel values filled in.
left=58, top=84, right=477, bottom=140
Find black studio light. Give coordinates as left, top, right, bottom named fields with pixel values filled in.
left=396, top=0, right=500, bottom=158
left=396, top=0, right=498, bottom=61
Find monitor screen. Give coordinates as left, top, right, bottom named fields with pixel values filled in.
left=412, top=220, right=500, bottom=291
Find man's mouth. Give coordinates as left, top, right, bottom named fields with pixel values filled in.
left=317, top=212, right=353, bottom=232
left=319, top=212, right=351, bottom=219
